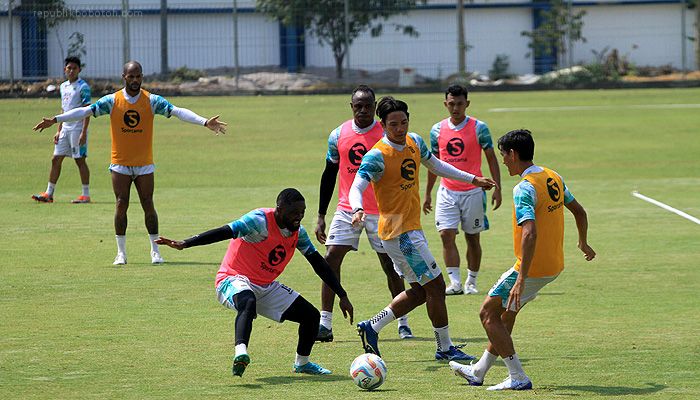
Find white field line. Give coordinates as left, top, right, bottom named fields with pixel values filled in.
left=489, top=104, right=700, bottom=113
left=631, top=191, right=700, bottom=225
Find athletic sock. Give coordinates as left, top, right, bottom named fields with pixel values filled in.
left=81, top=184, right=90, bottom=197
left=446, top=267, right=461, bottom=285
left=234, top=343, right=248, bottom=357
left=116, top=235, right=126, bottom=256
left=466, top=270, right=479, bottom=286
left=320, top=311, right=333, bottom=330
left=473, top=349, right=497, bottom=380
left=369, top=307, right=395, bottom=333
left=433, top=325, right=454, bottom=352
left=46, top=182, right=56, bottom=196
left=149, top=234, right=160, bottom=253
left=397, top=315, right=409, bottom=327
left=295, top=354, right=309, bottom=366
left=503, top=353, right=528, bottom=380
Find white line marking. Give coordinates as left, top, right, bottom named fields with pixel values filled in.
left=489, top=104, right=700, bottom=113
left=631, top=191, right=700, bottom=225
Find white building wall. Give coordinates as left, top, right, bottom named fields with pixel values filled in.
left=574, top=4, right=696, bottom=70
left=0, top=16, right=23, bottom=79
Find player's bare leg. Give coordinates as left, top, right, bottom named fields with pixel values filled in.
left=32, top=155, right=64, bottom=203
left=71, top=157, right=91, bottom=203
left=134, top=173, right=163, bottom=264
left=111, top=171, right=132, bottom=264
left=464, top=233, right=482, bottom=293
left=440, top=229, right=462, bottom=294
left=317, top=244, right=351, bottom=341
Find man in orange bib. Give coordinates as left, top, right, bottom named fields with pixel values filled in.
left=155, top=188, right=353, bottom=378
left=449, top=129, right=596, bottom=391
left=349, top=96, right=497, bottom=361
left=33, top=61, right=227, bottom=265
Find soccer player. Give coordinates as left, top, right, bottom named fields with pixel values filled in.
left=33, top=61, right=227, bottom=265
left=156, top=188, right=354, bottom=377
left=449, top=129, right=596, bottom=390
left=423, top=84, right=502, bottom=295
left=32, top=56, right=92, bottom=204
left=315, top=85, right=412, bottom=342
left=350, top=96, right=497, bottom=361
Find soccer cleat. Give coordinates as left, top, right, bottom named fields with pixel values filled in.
left=486, top=376, right=533, bottom=391
left=357, top=320, right=381, bottom=357
left=449, top=361, right=483, bottom=386
left=464, top=283, right=479, bottom=295
left=151, top=251, right=165, bottom=264
left=398, top=325, right=414, bottom=339
left=316, top=325, right=334, bottom=342
left=293, top=361, right=331, bottom=375
left=436, top=346, right=476, bottom=361
left=445, top=282, right=463, bottom=295
left=32, top=192, right=54, bottom=203
left=232, top=354, right=250, bottom=377
left=113, top=253, right=127, bottom=265
left=71, top=195, right=91, bottom=204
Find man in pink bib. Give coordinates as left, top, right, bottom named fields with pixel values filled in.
left=315, top=85, right=412, bottom=342
left=423, top=84, right=502, bottom=295
left=156, top=188, right=353, bottom=378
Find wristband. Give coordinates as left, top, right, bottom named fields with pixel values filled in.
left=352, top=207, right=364, bottom=215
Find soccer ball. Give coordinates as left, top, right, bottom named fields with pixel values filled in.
left=350, top=353, right=387, bottom=390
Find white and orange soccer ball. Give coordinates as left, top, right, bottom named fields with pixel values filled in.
left=350, top=353, right=387, bottom=390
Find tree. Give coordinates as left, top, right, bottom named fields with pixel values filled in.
left=521, top=0, right=586, bottom=70
left=257, top=0, right=423, bottom=79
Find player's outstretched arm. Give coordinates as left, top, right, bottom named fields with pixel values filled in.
left=423, top=155, right=497, bottom=190
left=565, top=199, right=596, bottom=261
left=204, top=115, right=228, bottom=135
left=156, top=225, right=234, bottom=250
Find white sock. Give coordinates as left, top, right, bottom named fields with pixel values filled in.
left=46, top=182, right=56, bottom=196
left=466, top=270, right=479, bottom=286
left=473, top=349, right=497, bottom=380
left=433, top=325, right=453, bottom=352
left=295, top=354, right=309, bottom=366
left=397, top=315, right=409, bottom=327
left=234, top=343, right=247, bottom=357
left=149, top=234, right=160, bottom=253
left=320, top=311, right=333, bottom=329
left=446, top=267, right=461, bottom=284
left=503, top=353, right=528, bottom=380
left=81, top=184, right=90, bottom=197
left=116, top=235, right=126, bottom=255
left=369, top=307, right=395, bottom=333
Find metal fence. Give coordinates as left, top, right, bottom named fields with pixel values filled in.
left=0, top=0, right=696, bottom=83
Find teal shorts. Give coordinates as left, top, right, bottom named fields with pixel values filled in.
left=488, top=267, right=558, bottom=311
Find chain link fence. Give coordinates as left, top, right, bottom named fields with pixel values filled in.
left=0, top=0, right=696, bottom=85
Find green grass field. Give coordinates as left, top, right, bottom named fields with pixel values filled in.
left=1, top=88, right=699, bottom=399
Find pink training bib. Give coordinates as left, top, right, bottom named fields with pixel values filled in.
left=437, top=118, right=483, bottom=192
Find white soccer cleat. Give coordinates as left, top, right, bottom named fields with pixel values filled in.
left=113, top=253, right=127, bottom=265
left=449, top=361, right=483, bottom=386
left=486, top=376, right=533, bottom=391
left=151, top=251, right=165, bottom=264
left=445, top=281, right=463, bottom=295
left=464, top=283, right=479, bottom=295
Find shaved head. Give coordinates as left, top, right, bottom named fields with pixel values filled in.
left=123, top=61, right=142, bottom=75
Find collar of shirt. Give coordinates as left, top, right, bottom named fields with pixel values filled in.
left=520, top=164, right=543, bottom=177
left=121, top=88, right=142, bottom=104
left=447, top=117, right=469, bottom=131
left=352, top=120, right=377, bottom=135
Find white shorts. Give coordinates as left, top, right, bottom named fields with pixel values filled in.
left=325, top=210, right=385, bottom=253
left=488, top=267, right=558, bottom=311
left=216, top=275, right=300, bottom=322
left=53, top=128, right=87, bottom=159
left=435, top=186, right=488, bottom=234
left=382, top=230, right=442, bottom=285
left=109, top=164, right=155, bottom=179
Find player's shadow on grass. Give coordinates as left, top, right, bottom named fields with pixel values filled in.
left=255, top=374, right=348, bottom=386
left=549, top=382, right=666, bottom=396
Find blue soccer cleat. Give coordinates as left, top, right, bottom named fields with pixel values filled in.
left=357, top=320, right=381, bottom=357
left=398, top=325, right=414, bottom=339
left=435, top=346, right=476, bottom=361
left=293, top=361, right=331, bottom=375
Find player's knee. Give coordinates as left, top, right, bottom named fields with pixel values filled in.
left=479, top=302, right=499, bottom=325
left=115, top=196, right=129, bottom=210
left=235, top=291, right=257, bottom=316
